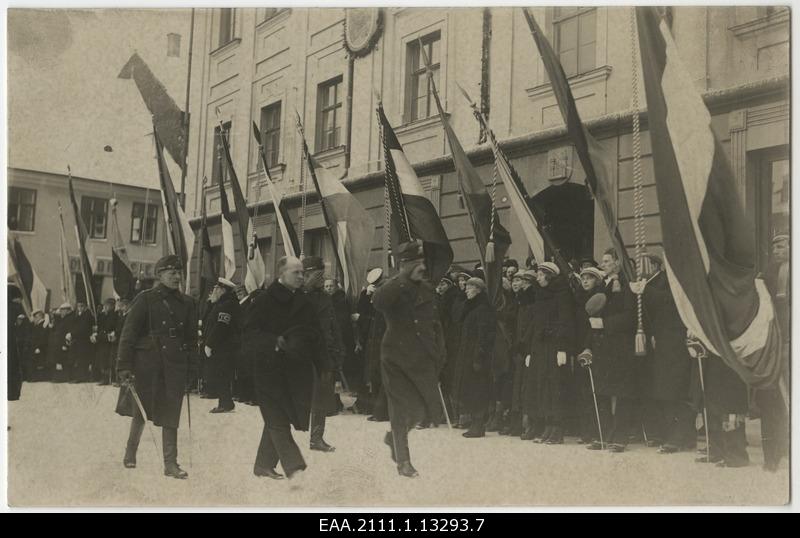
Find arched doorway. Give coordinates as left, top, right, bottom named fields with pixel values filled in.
left=530, top=182, right=594, bottom=266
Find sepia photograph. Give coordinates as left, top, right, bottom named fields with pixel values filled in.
left=2, top=2, right=794, bottom=511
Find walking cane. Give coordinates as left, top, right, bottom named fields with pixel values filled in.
left=185, top=387, right=193, bottom=468
left=437, top=383, right=453, bottom=430
left=580, top=350, right=604, bottom=450
left=687, top=337, right=711, bottom=463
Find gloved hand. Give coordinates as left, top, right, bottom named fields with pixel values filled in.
left=34, top=348, right=40, bottom=355
left=56, top=363, right=63, bottom=371
left=355, top=342, right=363, bottom=354
left=65, top=332, right=72, bottom=343
left=557, top=351, right=567, bottom=367
left=276, top=335, right=288, bottom=352
left=524, top=354, right=531, bottom=368
left=366, top=284, right=377, bottom=296
left=472, top=361, right=482, bottom=372
left=118, top=369, right=133, bottom=385
left=204, top=345, right=212, bottom=358
left=108, top=331, right=116, bottom=343
left=629, top=280, right=646, bottom=295
left=90, top=333, right=97, bottom=344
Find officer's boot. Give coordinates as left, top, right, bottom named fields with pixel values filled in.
left=309, top=412, right=335, bottom=452
left=485, top=402, right=504, bottom=432
left=123, top=416, right=144, bottom=469
left=393, top=428, right=418, bottom=478
left=162, top=427, right=188, bottom=479
left=463, top=412, right=486, bottom=438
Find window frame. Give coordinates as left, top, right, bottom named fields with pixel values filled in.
left=80, top=196, right=109, bottom=240
left=315, top=76, right=344, bottom=153
left=404, top=30, right=442, bottom=124
left=218, top=8, right=236, bottom=48
left=260, top=101, right=283, bottom=169
left=552, top=6, right=597, bottom=78
left=130, top=201, right=159, bottom=245
left=8, top=186, right=37, bottom=232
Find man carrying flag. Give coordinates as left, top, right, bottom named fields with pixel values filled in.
left=635, top=6, right=783, bottom=468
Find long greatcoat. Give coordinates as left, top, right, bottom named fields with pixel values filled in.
left=511, top=286, right=536, bottom=413
left=528, top=276, right=575, bottom=419
left=642, top=271, right=692, bottom=402
left=595, top=275, right=639, bottom=398
left=373, top=274, right=445, bottom=429
left=116, top=284, right=197, bottom=429
left=8, top=300, right=24, bottom=400
left=247, top=280, right=322, bottom=431
left=306, top=286, right=342, bottom=416
left=454, top=292, right=497, bottom=415
left=204, top=290, right=241, bottom=397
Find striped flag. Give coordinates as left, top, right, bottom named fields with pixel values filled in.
left=422, top=48, right=511, bottom=305
left=217, top=161, right=238, bottom=281
left=154, top=126, right=195, bottom=292
left=217, top=122, right=267, bottom=292
left=307, top=153, right=374, bottom=304
left=197, top=179, right=217, bottom=309
left=57, top=202, right=77, bottom=306
left=8, top=235, right=49, bottom=316
left=377, top=103, right=453, bottom=283
left=636, top=6, right=781, bottom=389
left=67, top=169, right=97, bottom=321
left=252, top=121, right=300, bottom=258
left=523, top=8, right=635, bottom=281
left=110, top=198, right=135, bottom=300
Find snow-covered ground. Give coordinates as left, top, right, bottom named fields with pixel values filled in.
left=6, top=382, right=789, bottom=507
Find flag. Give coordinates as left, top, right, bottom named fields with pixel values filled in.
left=8, top=235, right=48, bottom=316
left=252, top=121, right=300, bottom=258
left=421, top=46, right=511, bottom=305
left=217, top=163, right=238, bottom=281
left=217, top=122, right=267, bottom=292
left=119, top=52, right=187, bottom=172
left=154, top=126, right=195, bottom=292
left=197, top=179, right=217, bottom=310
left=635, top=6, right=781, bottom=389
left=57, top=202, right=77, bottom=306
left=307, top=152, right=374, bottom=304
left=67, top=169, right=97, bottom=321
left=523, top=8, right=635, bottom=281
left=110, top=198, right=135, bottom=300
left=377, top=103, right=453, bottom=283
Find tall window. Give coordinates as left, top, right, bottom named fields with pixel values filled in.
left=316, top=76, right=344, bottom=152
left=131, top=202, right=159, bottom=244
left=553, top=7, right=596, bottom=78
left=211, top=121, right=232, bottom=185
left=262, top=8, right=281, bottom=23
left=405, top=31, right=441, bottom=123
left=167, top=33, right=181, bottom=57
left=260, top=101, right=282, bottom=168
left=218, top=8, right=236, bottom=48
left=8, top=187, right=36, bottom=232
left=81, top=196, right=108, bottom=239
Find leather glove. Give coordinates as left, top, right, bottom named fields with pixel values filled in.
left=204, top=345, right=212, bottom=358
left=524, top=354, right=531, bottom=368
left=557, top=351, right=567, bottom=367
left=118, top=369, right=133, bottom=385
left=366, top=284, right=377, bottom=296
left=90, top=333, right=97, bottom=344
left=629, top=280, right=646, bottom=295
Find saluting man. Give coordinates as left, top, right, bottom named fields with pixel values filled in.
left=204, top=277, right=241, bottom=413
left=116, top=255, right=198, bottom=479
left=372, top=240, right=446, bottom=478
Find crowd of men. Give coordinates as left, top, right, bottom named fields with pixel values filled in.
left=6, top=232, right=790, bottom=481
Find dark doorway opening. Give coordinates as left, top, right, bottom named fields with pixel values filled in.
left=530, top=182, right=595, bottom=266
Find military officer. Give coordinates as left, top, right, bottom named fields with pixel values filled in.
left=372, top=240, right=446, bottom=478
left=303, top=256, right=343, bottom=452
left=204, top=277, right=241, bottom=413
left=115, top=255, right=197, bottom=479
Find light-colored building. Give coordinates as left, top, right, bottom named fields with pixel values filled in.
left=183, top=6, right=789, bottom=286
left=8, top=167, right=166, bottom=308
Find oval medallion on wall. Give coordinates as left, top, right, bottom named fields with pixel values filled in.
left=344, top=8, right=383, bottom=58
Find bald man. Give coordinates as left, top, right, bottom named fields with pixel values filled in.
left=248, top=256, right=323, bottom=481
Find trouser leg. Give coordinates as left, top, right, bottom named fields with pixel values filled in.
left=756, top=388, right=788, bottom=467
left=126, top=412, right=145, bottom=455
left=256, top=404, right=306, bottom=476
left=218, top=361, right=234, bottom=408
left=721, top=419, right=749, bottom=467
left=610, top=397, right=636, bottom=445
left=162, top=427, right=178, bottom=466
left=254, top=417, right=279, bottom=471
left=310, top=412, right=326, bottom=443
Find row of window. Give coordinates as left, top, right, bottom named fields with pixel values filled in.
left=8, top=187, right=159, bottom=244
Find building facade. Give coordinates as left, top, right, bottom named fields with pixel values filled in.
left=183, top=6, right=789, bottom=286
left=8, top=168, right=166, bottom=308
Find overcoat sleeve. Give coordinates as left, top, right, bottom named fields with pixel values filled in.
left=476, top=302, right=497, bottom=366
left=117, top=292, right=150, bottom=372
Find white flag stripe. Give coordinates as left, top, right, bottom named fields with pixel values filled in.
left=390, top=149, right=427, bottom=197
left=663, top=255, right=718, bottom=355
left=730, top=280, right=774, bottom=357
left=336, top=221, right=350, bottom=295
left=221, top=217, right=236, bottom=280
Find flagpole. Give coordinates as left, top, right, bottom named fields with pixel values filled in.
left=179, top=7, right=195, bottom=208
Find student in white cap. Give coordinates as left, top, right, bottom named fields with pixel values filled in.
left=204, top=277, right=240, bottom=414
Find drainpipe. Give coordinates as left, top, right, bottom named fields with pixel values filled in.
left=345, top=54, right=355, bottom=171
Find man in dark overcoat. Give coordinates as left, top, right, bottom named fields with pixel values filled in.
left=94, top=298, right=118, bottom=385
left=28, top=310, right=49, bottom=382
left=372, top=240, right=446, bottom=478
left=116, top=255, right=197, bottom=479
left=8, top=285, right=25, bottom=401
left=203, top=277, right=241, bottom=413
left=248, top=256, right=322, bottom=481
left=68, top=300, right=95, bottom=383
left=304, top=257, right=343, bottom=452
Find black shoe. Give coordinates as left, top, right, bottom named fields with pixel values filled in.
left=645, top=439, right=661, bottom=448
left=123, top=451, right=136, bottom=469
left=384, top=432, right=396, bottom=462
left=310, top=439, right=336, bottom=452
left=607, top=443, right=626, bottom=453
left=535, top=426, right=553, bottom=444
left=695, top=454, right=723, bottom=464
left=462, top=430, right=485, bottom=438
left=367, top=415, right=380, bottom=422
left=397, top=461, right=418, bottom=478
left=209, top=405, right=235, bottom=413
left=586, top=441, right=604, bottom=450
left=545, top=428, right=564, bottom=445
left=658, top=444, right=680, bottom=454
left=164, top=463, right=188, bottom=479
left=254, top=465, right=284, bottom=479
